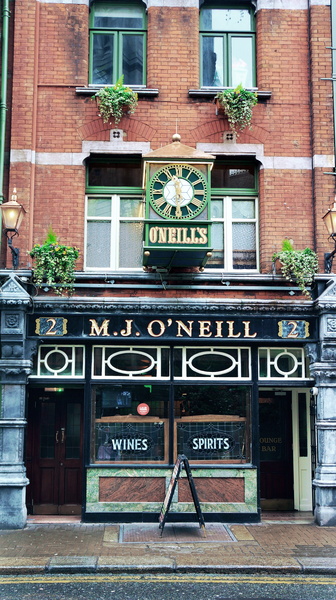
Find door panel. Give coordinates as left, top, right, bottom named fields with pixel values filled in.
left=26, top=389, right=83, bottom=515
left=259, top=390, right=294, bottom=510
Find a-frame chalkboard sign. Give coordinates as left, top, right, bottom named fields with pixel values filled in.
left=158, top=454, right=205, bottom=536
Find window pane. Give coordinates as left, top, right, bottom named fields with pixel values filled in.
left=232, top=222, right=256, bottom=269
left=201, top=8, right=252, bottom=32
left=119, top=221, right=143, bottom=268
left=120, top=197, right=144, bottom=217
left=211, top=164, right=255, bottom=189
left=232, top=199, right=255, bottom=219
left=202, top=36, right=224, bottom=87
left=231, top=36, right=253, bottom=88
left=174, top=385, right=251, bottom=462
left=94, top=3, right=144, bottom=29
left=86, top=221, right=111, bottom=268
left=210, top=199, right=223, bottom=218
left=122, top=34, right=144, bottom=85
left=88, top=159, right=142, bottom=187
left=92, top=33, right=114, bottom=85
left=207, top=222, right=224, bottom=268
left=66, top=403, right=81, bottom=460
left=88, top=197, right=111, bottom=218
left=93, top=384, right=168, bottom=463
left=40, top=403, right=55, bottom=459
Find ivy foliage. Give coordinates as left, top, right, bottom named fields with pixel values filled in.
left=215, top=84, right=258, bottom=133
left=94, top=76, right=138, bottom=125
left=29, top=227, right=79, bottom=295
left=272, top=239, right=319, bottom=297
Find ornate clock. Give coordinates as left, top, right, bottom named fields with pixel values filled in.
left=149, top=163, right=208, bottom=219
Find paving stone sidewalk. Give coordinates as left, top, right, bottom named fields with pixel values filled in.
left=0, top=515, right=336, bottom=575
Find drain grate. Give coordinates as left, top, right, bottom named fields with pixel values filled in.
left=120, top=523, right=234, bottom=543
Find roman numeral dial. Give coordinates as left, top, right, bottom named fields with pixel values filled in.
left=149, top=163, right=208, bottom=220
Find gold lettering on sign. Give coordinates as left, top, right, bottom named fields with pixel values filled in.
left=89, top=319, right=110, bottom=337
left=147, top=320, right=166, bottom=337
left=226, top=321, right=241, bottom=338
left=199, top=321, right=212, bottom=337
left=243, top=321, right=257, bottom=338
left=215, top=321, right=224, bottom=338
left=45, top=318, right=58, bottom=335
left=176, top=320, right=194, bottom=337
left=287, top=321, right=299, bottom=338
left=120, top=320, right=133, bottom=337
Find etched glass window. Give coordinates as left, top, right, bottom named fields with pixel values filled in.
left=93, top=383, right=169, bottom=463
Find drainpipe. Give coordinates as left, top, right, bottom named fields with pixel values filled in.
left=0, top=0, right=10, bottom=205
left=331, top=0, right=336, bottom=171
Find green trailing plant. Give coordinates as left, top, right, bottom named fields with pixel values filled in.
left=29, top=227, right=79, bottom=295
left=272, top=240, right=318, bottom=297
left=215, top=84, right=258, bottom=133
left=94, top=76, right=138, bottom=125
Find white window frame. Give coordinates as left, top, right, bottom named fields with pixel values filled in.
left=258, top=348, right=309, bottom=381
left=175, top=346, right=251, bottom=380
left=85, top=194, right=145, bottom=271
left=92, top=346, right=170, bottom=380
left=208, top=195, right=259, bottom=272
left=30, top=345, right=85, bottom=379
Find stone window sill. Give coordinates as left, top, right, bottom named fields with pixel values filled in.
left=188, top=88, right=272, bottom=101
left=75, top=86, right=159, bottom=97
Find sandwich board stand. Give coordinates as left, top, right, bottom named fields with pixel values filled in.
left=158, top=454, right=205, bottom=536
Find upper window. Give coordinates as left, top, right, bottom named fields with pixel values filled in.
left=200, top=3, right=255, bottom=88
left=207, top=161, right=258, bottom=271
left=89, top=1, right=147, bottom=86
left=85, top=156, right=144, bottom=271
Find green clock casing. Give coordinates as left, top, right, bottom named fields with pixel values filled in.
left=148, top=163, right=208, bottom=220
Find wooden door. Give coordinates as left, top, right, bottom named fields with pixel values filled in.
left=26, top=389, right=83, bottom=515
left=259, top=390, right=294, bottom=510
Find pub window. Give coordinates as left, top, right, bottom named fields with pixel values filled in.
left=93, top=384, right=169, bottom=463
left=85, top=156, right=144, bottom=270
left=92, top=383, right=251, bottom=465
left=174, top=385, right=251, bottom=463
left=258, top=348, right=307, bottom=380
left=200, top=2, right=256, bottom=88
left=31, top=345, right=85, bottom=378
left=89, top=0, right=147, bottom=86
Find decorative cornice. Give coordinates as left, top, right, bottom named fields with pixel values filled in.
left=31, top=299, right=314, bottom=315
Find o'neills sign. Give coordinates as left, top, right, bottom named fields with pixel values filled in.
left=148, top=224, right=208, bottom=246
left=31, top=316, right=314, bottom=341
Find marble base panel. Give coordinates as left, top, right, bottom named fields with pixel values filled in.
left=86, top=467, right=258, bottom=516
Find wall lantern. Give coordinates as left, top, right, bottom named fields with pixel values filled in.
left=0, top=188, right=26, bottom=269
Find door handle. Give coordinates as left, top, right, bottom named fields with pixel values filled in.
left=61, top=428, right=65, bottom=444
left=55, top=430, right=59, bottom=443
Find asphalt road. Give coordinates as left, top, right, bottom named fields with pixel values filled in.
left=0, top=573, right=335, bottom=600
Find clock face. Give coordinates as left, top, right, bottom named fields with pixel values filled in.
left=149, top=163, right=208, bottom=219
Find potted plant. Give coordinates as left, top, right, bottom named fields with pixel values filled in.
left=214, top=84, right=258, bottom=133
left=272, top=239, right=318, bottom=297
left=29, top=227, right=79, bottom=295
left=94, top=75, right=138, bottom=125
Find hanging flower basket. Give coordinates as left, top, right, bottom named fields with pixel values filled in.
left=29, top=228, right=79, bottom=295
left=272, top=240, right=318, bottom=297
left=94, top=76, right=138, bottom=126
left=214, top=84, right=258, bottom=133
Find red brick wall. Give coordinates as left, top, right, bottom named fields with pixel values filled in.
left=8, top=2, right=334, bottom=280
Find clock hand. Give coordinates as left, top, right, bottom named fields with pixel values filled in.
left=172, top=176, right=183, bottom=217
